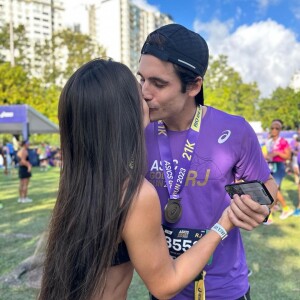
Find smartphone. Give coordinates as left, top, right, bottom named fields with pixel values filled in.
left=225, top=180, right=274, bottom=205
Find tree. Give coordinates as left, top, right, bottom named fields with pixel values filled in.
left=34, top=29, right=106, bottom=84
left=55, top=29, right=106, bottom=79
left=205, top=55, right=261, bottom=121
left=0, top=24, right=30, bottom=71
left=34, top=38, right=61, bottom=85
left=0, top=63, right=30, bottom=104
left=259, top=87, right=300, bottom=130
left=0, top=62, right=60, bottom=123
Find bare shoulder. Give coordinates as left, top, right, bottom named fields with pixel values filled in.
left=134, top=179, right=161, bottom=211
left=124, top=179, right=161, bottom=235
left=139, top=179, right=159, bottom=198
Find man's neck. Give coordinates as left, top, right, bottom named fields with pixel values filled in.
left=163, top=105, right=207, bottom=131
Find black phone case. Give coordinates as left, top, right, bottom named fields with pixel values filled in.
left=225, top=180, right=274, bottom=205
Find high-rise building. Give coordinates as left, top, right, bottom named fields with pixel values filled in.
left=0, top=0, right=64, bottom=67
left=0, top=0, right=173, bottom=79
left=290, top=71, right=300, bottom=93
left=87, top=0, right=173, bottom=73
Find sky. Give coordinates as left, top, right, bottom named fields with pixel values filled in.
left=64, top=0, right=300, bottom=97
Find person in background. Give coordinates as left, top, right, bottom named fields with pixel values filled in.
left=37, top=142, right=49, bottom=171
left=17, top=141, right=32, bottom=203
left=139, top=23, right=277, bottom=299
left=264, top=119, right=293, bottom=223
left=12, top=135, right=20, bottom=167
left=290, top=133, right=300, bottom=185
left=292, top=134, right=300, bottom=216
left=38, top=58, right=268, bottom=300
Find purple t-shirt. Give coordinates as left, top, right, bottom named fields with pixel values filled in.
left=145, top=106, right=270, bottom=300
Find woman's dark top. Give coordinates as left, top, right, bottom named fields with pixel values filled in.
left=111, top=241, right=130, bottom=266
left=18, top=155, right=31, bottom=179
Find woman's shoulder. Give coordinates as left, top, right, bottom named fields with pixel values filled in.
left=123, top=179, right=161, bottom=238
left=128, top=179, right=160, bottom=218
left=137, top=179, right=160, bottom=206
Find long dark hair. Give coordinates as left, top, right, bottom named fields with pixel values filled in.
left=39, top=59, right=146, bottom=300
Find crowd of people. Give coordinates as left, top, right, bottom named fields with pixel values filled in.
left=0, top=139, right=61, bottom=204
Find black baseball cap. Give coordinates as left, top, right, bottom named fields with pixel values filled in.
left=141, top=24, right=209, bottom=104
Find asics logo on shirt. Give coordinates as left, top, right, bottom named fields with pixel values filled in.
left=218, top=130, right=231, bottom=144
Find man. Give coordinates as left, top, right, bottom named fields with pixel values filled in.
left=138, top=24, right=278, bottom=300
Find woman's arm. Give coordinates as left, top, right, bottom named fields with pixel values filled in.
left=122, top=179, right=234, bottom=299
left=272, top=146, right=291, bottom=161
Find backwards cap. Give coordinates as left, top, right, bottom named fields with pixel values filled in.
left=141, top=24, right=209, bottom=78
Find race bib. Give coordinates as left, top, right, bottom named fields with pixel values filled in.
left=162, top=225, right=213, bottom=265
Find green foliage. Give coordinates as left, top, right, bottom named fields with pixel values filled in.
left=204, top=55, right=299, bottom=128
left=34, top=29, right=106, bottom=84
left=205, top=55, right=261, bottom=121
left=0, top=23, right=30, bottom=70
left=259, top=87, right=300, bottom=130
left=54, top=29, right=106, bottom=79
left=34, top=38, right=59, bottom=84
left=0, top=63, right=30, bottom=104
left=0, top=26, right=106, bottom=144
left=0, top=62, right=60, bottom=125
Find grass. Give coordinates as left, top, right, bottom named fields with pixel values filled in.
left=0, top=167, right=299, bottom=299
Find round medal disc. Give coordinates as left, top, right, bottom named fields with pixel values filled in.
left=164, top=199, right=182, bottom=223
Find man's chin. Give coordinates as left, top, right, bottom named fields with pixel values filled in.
left=150, top=116, right=160, bottom=122
left=149, top=111, right=161, bottom=122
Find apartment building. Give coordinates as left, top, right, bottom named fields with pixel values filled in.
left=0, top=0, right=64, bottom=67
left=0, top=0, right=172, bottom=77
left=87, top=0, right=173, bottom=74
left=290, top=71, right=300, bottom=93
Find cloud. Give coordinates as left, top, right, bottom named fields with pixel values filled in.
left=194, top=19, right=300, bottom=97
left=131, top=0, right=159, bottom=12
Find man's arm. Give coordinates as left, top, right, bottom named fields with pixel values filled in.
left=263, top=175, right=278, bottom=206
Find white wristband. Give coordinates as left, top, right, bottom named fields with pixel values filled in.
left=211, top=223, right=228, bottom=240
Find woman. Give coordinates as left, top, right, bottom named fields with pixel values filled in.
left=265, top=119, right=293, bottom=222
left=17, top=141, right=32, bottom=203
left=39, top=59, right=265, bottom=300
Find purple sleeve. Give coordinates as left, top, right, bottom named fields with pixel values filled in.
left=234, top=120, right=270, bottom=182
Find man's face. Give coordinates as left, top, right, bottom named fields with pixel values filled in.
left=138, top=54, right=191, bottom=123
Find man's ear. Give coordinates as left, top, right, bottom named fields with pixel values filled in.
left=187, top=77, right=203, bottom=97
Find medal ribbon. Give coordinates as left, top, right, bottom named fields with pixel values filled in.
left=194, top=270, right=206, bottom=300
left=156, top=105, right=202, bottom=200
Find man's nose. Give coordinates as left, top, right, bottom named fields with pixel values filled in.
left=141, top=81, right=152, bottom=101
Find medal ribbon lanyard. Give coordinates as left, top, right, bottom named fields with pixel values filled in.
left=156, top=106, right=203, bottom=200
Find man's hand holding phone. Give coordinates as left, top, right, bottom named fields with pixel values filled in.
left=225, top=180, right=273, bottom=231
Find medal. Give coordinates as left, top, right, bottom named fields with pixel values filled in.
left=164, top=198, right=182, bottom=223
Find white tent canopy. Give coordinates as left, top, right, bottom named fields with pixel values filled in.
left=0, top=105, right=59, bottom=138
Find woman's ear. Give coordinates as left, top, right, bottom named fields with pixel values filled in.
left=187, top=77, right=203, bottom=97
